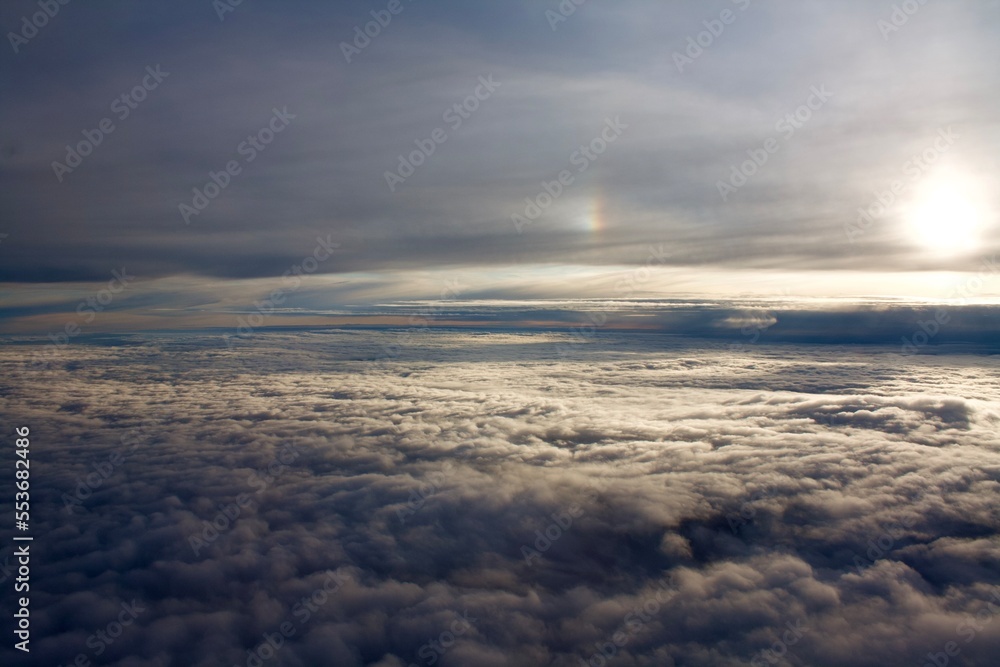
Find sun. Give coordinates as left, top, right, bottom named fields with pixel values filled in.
left=905, top=174, right=987, bottom=255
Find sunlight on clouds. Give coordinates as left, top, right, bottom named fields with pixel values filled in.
left=904, top=167, right=992, bottom=256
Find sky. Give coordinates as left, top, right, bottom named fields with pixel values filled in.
left=3, top=5, right=1000, bottom=665
left=2, top=0, right=1000, bottom=335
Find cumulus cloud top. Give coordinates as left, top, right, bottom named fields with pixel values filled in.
left=1, top=331, right=999, bottom=666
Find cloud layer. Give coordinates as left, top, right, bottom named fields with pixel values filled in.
left=2, top=331, right=1000, bottom=665
left=2, top=0, right=999, bottom=282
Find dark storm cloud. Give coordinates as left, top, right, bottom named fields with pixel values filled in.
left=1, top=331, right=1000, bottom=665
left=2, top=0, right=999, bottom=283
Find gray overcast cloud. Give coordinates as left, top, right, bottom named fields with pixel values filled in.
left=2, top=0, right=998, bottom=290
left=3, top=4, right=1000, bottom=666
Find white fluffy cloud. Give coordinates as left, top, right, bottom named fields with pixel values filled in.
left=1, top=330, right=999, bottom=666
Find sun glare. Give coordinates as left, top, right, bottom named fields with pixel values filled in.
left=905, top=173, right=988, bottom=255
